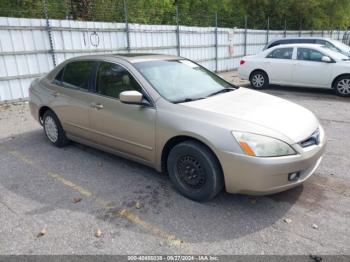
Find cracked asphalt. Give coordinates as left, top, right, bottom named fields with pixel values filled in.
left=0, top=71, right=349, bottom=256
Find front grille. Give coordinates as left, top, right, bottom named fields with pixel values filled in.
left=299, top=129, right=320, bottom=148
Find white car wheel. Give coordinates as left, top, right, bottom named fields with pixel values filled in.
left=334, top=76, right=350, bottom=97
left=250, top=71, right=268, bottom=89
left=336, top=79, right=350, bottom=96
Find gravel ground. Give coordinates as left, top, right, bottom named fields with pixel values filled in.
left=0, top=72, right=349, bottom=257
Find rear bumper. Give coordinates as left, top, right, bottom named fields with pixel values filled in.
left=237, top=67, right=249, bottom=80
left=29, top=100, right=40, bottom=123
left=218, top=130, right=326, bottom=195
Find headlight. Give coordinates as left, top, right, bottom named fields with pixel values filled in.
left=232, top=131, right=296, bottom=157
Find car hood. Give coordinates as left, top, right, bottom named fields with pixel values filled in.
left=181, top=88, right=319, bottom=143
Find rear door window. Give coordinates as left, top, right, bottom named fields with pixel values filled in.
left=55, top=68, right=64, bottom=82
left=62, top=61, right=95, bottom=90
left=266, top=48, right=293, bottom=59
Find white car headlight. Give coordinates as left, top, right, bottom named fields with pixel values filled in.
left=232, top=131, right=296, bottom=157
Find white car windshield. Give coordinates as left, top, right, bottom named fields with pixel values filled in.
left=134, top=59, right=235, bottom=103
left=329, top=39, right=350, bottom=52
left=320, top=46, right=350, bottom=60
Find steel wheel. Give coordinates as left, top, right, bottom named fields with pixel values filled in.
left=176, top=155, right=206, bottom=190
left=44, top=115, right=59, bottom=143
left=167, top=141, right=224, bottom=201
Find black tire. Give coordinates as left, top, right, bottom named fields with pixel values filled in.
left=43, top=110, right=69, bottom=147
left=167, top=141, right=224, bottom=201
left=333, top=75, right=350, bottom=97
left=250, top=70, right=269, bottom=89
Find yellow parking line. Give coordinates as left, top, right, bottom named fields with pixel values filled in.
left=118, top=208, right=183, bottom=246
left=8, top=150, right=34, bottom=165
left=0, top=143, right=186, bottom=248
left=47, top=171, right=92, bottom=197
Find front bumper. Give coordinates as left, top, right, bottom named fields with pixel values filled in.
left=218, top=129, right=326, bottom=195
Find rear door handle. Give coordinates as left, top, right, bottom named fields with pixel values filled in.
left=95, top=104, right=104, bottom=110
left=53, top=92, right=60, bottom=97
left=90, top=103, right=104, bottom=110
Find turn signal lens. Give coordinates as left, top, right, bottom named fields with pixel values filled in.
left=239, top=141, right=256, bottom=156
left=232, top=131, right=296, bottom=157
left=240, top=60, right=245, bottom=65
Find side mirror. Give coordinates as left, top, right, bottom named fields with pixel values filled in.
left=119, top=90, right=149, bottom=106
left=321, top=56, right=332, bottom=63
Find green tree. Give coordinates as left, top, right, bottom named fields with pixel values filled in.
left=0, top=0, right=349, bottom=30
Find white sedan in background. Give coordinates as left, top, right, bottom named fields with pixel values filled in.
left=238, top=44, right=350, bottom=96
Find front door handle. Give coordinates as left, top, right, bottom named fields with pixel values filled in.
left=53, top=92, right=60, bottom=97
left=90, top=103, right=104, bottom=110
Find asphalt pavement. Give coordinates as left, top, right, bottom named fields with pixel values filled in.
left=0, top=72, right=349, bottom=256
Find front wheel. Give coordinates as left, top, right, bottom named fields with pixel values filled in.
left=250, top=71, right=269, bottom=89
left=334, top=76, right=350, bottom=97
left=167, top=141, right=224, bottom=201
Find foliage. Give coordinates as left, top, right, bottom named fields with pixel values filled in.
left=0, top=0, right=349, bottom=29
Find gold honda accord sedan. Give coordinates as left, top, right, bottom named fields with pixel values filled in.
left=29, top=54, right=326, bottom=201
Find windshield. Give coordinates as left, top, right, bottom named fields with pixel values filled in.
left=329, top=39, right=350, bottom=52
left=320, top=46, right=350, bottom=60
left=134, top=59, right=235, bottom=103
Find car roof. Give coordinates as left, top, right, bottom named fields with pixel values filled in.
left=269, top=43, right=324, bottom=49
left=267, top=37, right=332, bottom=44
left=66, top=53, right=181, bottom=64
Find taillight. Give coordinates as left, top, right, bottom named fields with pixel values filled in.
left=240, top=60, right=245, bottom=65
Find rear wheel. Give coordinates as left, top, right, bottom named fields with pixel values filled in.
left=334, top=76, right=350, bottom=97
left=43, top=110, right=69, bottom=147
left=167, top=141, right=224, bottom=201
left=250, top=70, right=269, bottom=89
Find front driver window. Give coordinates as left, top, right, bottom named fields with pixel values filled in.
left=96, top=62, right=142, bottom=99
left=297, top=48, right=324, bottom=62
left=266, top=48, right=293, bottom=59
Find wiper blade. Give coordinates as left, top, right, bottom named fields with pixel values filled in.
left=206, top=87, right=235, bottom=97
left=173, top=97, right=204, bottom=103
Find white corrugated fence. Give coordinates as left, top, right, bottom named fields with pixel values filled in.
left=0, top=16, right=346, bottom=101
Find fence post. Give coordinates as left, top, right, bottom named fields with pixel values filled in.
left=266, top=17, right=270, bottom=45
left=214, top=12, right=218, bottom=72
left=338, top=29, right=340, bottom=40
left=321, top=30, right=324, bottom=37
left=43, top=0, right=56, bottom=67
left=298, top=18, right=302, bottom=37
left=175, top=4, right=180, bottom=56
left=284, top=18, right=287, bottom=38
left=311, top=29, right=313, bottom=36
left=123, top=0, right=130, bottom=53
left=244, top=15, right=247, bottom=56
